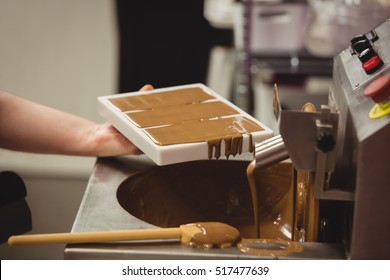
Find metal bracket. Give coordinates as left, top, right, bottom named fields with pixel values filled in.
left=313, top=106, right=354, bottom=201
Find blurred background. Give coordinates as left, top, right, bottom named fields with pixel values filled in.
left=0, top=0, right=388, bottom=259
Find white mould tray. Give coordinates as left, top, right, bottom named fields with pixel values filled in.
left=98, top=83, right=273, bottom=165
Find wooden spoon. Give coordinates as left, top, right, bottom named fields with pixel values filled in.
left=8, top=222, right=240, bottom=248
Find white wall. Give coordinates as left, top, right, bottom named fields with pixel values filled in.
left=0, top=0, right=118, bottom=119
left=0, top=0, right=118, bottom=259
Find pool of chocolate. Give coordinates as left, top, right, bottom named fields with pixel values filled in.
left=116, top=160, right=294, bottom=239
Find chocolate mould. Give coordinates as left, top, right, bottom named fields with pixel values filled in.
left=98, top=83, right=273, bottom=165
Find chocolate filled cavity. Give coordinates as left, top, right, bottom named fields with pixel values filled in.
left=126, top=101, right=239, bottom=128
left=108, top=87, right=264, bottom=160
left=109, top=87, right=215, bottom=111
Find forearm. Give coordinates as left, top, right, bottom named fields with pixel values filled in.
left=0, top=90, right=98, bottom=155
left=0, top=85, right=152, bottom=157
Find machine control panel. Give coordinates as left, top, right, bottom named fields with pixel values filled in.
left=331, top=20, right=390, bottom=141
left=350, top=30, right=384, bottom=74
left=347, top=22, right=390, bottom=119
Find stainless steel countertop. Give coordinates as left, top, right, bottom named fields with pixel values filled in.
left=64, top=156, right=346, bottom=259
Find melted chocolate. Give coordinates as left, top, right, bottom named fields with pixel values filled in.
left=246, top=161, right=260, bottom=237
left=237, top=238, right=303, bottom=258
left=301, top=102, right=317, bottom=112
left=108, top=86, right=264, bottom=160
left=109, top=87, right=215, bottom=111
left=117, top=160, right=294, bottom=240
left=246, top=161, right=294, bottom=239
left=144, top=116, right=261, bottom=159
left=182, top=222, right=240, bottom=249
left=126, top=101, right=239, bottom=128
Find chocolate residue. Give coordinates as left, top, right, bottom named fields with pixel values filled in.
left=294, top=101, right=319, bottom=242
left=301, top=102, right=317, bottom=113
left=237, top=238, right=303, bottom=258
left=272, top=84, right=280, bottom=115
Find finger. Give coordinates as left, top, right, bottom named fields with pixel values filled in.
left=139, top=84, right=154, bottom=91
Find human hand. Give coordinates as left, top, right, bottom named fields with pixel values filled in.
left=88, top=84, right=154, bottom=157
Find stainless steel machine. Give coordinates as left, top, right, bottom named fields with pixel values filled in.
left=278, top=19, right=390, bottom=259
left=64, top=20, right=390, bottom=259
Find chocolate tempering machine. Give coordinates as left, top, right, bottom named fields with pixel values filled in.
left=60, top=20, right=390, bottom=259
left=257, top=19, right=390, bottom=259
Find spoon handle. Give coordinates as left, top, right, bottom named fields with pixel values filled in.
left=8, top=228, right=181, bottom=246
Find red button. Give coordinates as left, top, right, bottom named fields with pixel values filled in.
left=364, top=75, right=390, bottom=103
left=363, top=55, right=383, bottom=74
